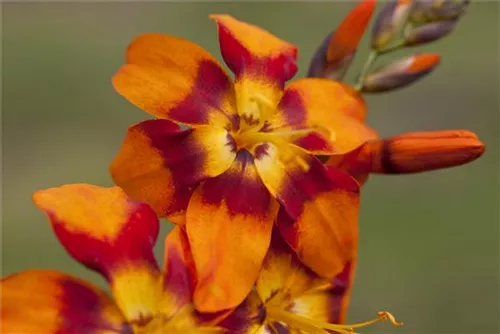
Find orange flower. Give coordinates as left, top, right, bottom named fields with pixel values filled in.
left=1, top=184, right=225, bottom=333
left=110, top=15, right=374, bottom=312
left=219, top=231, right=402, bottom=334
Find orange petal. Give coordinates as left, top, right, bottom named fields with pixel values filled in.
left=254, top=144, right=359, bottom=277
left=186, top=150, right=279, bottom=312
left=210, top=14, right=297, bottom=83
left=257, top=230, right=324, bottom=304
left=276, top=166, right=360, bottom=278
left=369, top=130, right=485, bottom=174
left=211, top=14, right=298, bottom=124
left=33, top=184, right=163, bottom=323
left=289, top=261, right=357, bottom=325
left=113, top=33, right=237, bottom=128
left=326, top=142, right=376, bottom=186
left=1, top=270, right=130, bottom=334
left=110, top=120, right=236, bottom=218
left=269, top=78, right=377, bottom=154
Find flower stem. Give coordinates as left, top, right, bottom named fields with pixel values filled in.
left=354, top=50, right=379, bottom=91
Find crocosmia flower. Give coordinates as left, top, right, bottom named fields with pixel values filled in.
left=1, top=184, right=225, bottom=334
left=110, top=15, right=374, bottom=312
left=220, top=231, right=402, bottom=334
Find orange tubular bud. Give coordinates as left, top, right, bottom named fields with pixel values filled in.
left=362, top=53, right=440, bottom=93
left=369, top=130, right=485, bottom=174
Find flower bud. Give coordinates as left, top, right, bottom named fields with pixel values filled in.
left=361, top=53, right=440, bottom=93
left=370, top=130, right=485, bottom=174
left=308, top=0, right=376, bottom=80
left=409, top=0, right=469, bottom=24
left=405, top=20, right=457, bottom=46
left=408, top=0, right=435, bottom=24
left=371, top=0, right=412, bottom=50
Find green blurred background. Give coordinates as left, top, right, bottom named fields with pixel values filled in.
left=3, top=2, right=499, bottom=333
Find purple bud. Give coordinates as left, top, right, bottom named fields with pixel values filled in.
left=372, top=0, right=412, bottom=50
left=405, top=20, right=457, bottom=46
left=361, top=53, right=440, bottom=93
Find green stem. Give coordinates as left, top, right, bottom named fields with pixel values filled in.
left=377, top=39, right=407, bottom=55
left=354, top=50, right=379, bottom=91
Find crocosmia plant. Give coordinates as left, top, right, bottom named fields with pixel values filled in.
left=1, top=1, right=484, bottom=333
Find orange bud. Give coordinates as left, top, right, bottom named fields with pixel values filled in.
left=370, top=130, right=485, bottom=174
left=308, top=0, right=376, bottom=80
left=362, top=53, right=440, bottom=93
left=371, top=0, right=412, bottom=50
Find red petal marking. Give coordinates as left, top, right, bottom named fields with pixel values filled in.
left=33, top=184, right=163, bottom=322
left=293, top=131, right=336, bottom=155
left=211, top=14, right=298, bottom=84
left=113, top=33, right=237, bottom=128
left=110, top=119, right=236, bottom=218
left=1, top=270, right=131, bottom=334
left=327, top=0, right=376, bottom=65
left=186, top=150, right=279, bottom=312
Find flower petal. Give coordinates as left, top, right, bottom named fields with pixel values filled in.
left=326, top=142, right=375, bottom=186
left=110, top=119, right=236, bottom=218
left=113, top=33, right=237, bottom=128
left=218, top=290, right=266, bottom=334
left=254, top=144, right=359, bottom=277
left=268, top=78, right=377, bottom=154
left=256, top=230, right=324, bottom=304
left=210, top=14, right=297, bottom=83
left=289, top=261, right=356, bottom=325
left=186, top=150, right=279, bottom=312
left=33, top=184, right=162, bottom=323
left=211, top=14, right=298, bottom=124
left=1, top=270, right=131, bottom=334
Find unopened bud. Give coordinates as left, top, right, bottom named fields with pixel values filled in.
left=371, top=130, right=485, bottom=174
left=361, top=53, right=440, bottom=93
left=408, top=0, right=435, bottom=23
left=405, top=20, right=457, bottom=46
left=308, top=0, right=376, bottom=80
left=433, top=0, right=470, bottom=20
left=371, top=0, right=412, bottom=50
left=409, top=0, right=469, bottom=24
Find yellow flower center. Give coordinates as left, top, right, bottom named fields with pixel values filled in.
left=231, top=90, right=333, bottom=171
left=265, top=305, right=403, bottom=334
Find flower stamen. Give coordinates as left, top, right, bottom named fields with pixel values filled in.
left=266, top=306, right=402, bottom=334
